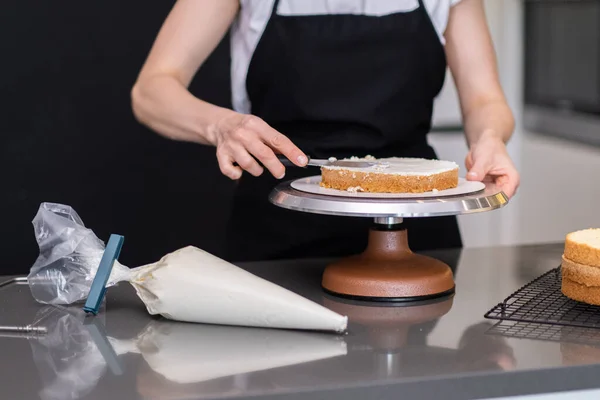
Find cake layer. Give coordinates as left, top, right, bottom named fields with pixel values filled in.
left=564, top=228, right=600, bottom=268
left=320, top=168, right=458, bottom=193
left=561, top=276, right=600, bottom=306
left=320, top=156, right=459, bottom=194
left=561, top=255, right=600, bottom=287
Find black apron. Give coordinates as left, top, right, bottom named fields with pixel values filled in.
left=224, top=0, right=462, bottom=262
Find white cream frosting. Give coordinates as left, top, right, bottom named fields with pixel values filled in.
left=347, top=186, right=364, bottom=193
left=324, top=156, right=458, bottom=176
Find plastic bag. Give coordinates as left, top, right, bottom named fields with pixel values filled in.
left=27, top=203, right=130, bottom=305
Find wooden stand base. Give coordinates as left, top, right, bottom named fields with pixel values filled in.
left=322, top=227, right=455, bottom=301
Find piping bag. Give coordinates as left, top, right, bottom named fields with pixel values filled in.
left=27, top=203, right=348, bottom=333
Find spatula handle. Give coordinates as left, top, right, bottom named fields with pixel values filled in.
left=235, top=155, right=309, bottom=168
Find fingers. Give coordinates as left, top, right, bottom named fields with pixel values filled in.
left=466, top=159, right=488, bottom=181
left=465, top=139, right=520, bottom=198
left=215, top=114, right=306, bottom=180
left=500, top=167, right=520, bottom=198
left=216, top=150, right=243, bottom=180
left=249, top=117, right=307, bottom=167
left=467, top=159, right=519, bottom=198
left=231, top=120, right=285, bottom=178
left=229, top=143, right=265, bottom=177
left=245, top=139, right=286, bottom=179
left=464, top=152, right=474, bottom=171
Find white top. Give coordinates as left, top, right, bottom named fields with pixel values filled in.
left=322, top=156, right=459, bottom=176
left=230, top=0, right=463, bottom=114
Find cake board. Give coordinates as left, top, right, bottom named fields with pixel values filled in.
left=269, top=176, right=509, bottom=302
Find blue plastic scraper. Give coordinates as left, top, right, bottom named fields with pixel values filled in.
left=83, top=234, right=125, bottom=315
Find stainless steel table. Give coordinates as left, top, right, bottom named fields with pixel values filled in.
left=2, top=243, right=600, bottom=400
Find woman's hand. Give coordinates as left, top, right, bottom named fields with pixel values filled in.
left=212, top=112, right=308, bottom=180
left=465, top=131, right=520, bottom=198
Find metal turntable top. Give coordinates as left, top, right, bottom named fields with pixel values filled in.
left=269, top=176, right=508, bottom=218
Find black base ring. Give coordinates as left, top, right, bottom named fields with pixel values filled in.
left=322, top=286, right=456, bottom=303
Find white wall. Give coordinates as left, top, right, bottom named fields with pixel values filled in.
left=431, top=69, right=461, bottom=128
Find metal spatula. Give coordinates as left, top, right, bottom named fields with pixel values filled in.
left=277, top=155, right=375, bottom=168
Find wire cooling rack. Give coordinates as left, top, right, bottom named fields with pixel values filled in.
left=484, top=267, right=600, bottom=329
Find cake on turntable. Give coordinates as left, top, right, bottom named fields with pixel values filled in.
left=269, top=175, right=508, bottom=302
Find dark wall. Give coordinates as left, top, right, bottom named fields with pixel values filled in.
left=1, top=1, right=236, bottom=274
left=524, top=0, right=600, bottom=114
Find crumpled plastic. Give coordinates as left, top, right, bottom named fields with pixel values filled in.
left=27, top=203, right=130, bottom=305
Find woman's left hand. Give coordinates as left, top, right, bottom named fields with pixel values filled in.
left=465, top=132, right=520, bottom=198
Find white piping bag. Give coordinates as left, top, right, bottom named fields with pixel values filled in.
left=127, top=246, right=348, bottom=332
left=27, top=203, right=348, bottom=333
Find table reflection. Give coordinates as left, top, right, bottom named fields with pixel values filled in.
left=18, top=305, right=347, bottom=400
left=25, top=306, right=114, bottom=400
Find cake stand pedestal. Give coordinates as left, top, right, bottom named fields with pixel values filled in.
left=322, top=217, right=454, bottom=301
left=269, top=179, right=508, bottom=302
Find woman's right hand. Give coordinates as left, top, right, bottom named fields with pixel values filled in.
left=212, top=112, right=308, bottom=180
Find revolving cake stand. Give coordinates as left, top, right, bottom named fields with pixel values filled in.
left=269, top=176, right=508, bottom=302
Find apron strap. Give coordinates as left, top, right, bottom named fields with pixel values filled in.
left=272, top=0, right=281, bottom=15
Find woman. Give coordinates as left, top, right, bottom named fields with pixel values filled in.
left=131, top=0, right=519, bottom=262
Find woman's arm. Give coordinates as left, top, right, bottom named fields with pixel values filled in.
left=444, top=0, right=520, bottom=197
left=445, top=0, right=514, bottom=146
left=131, top=0, right=239, bottom=146
left=131, top=0, right=306, bottom=180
